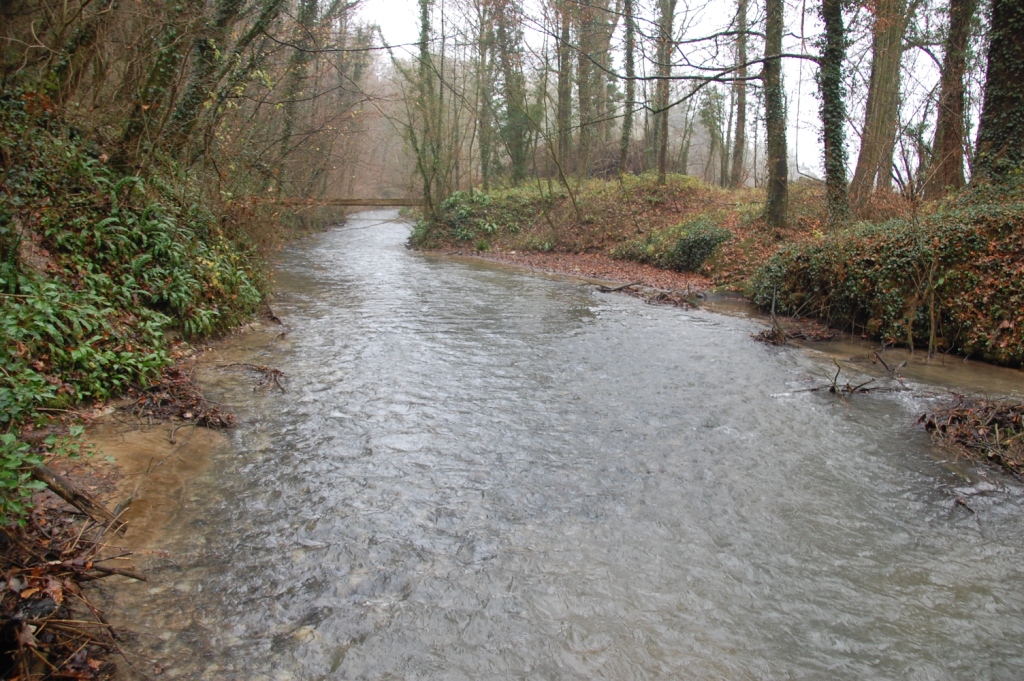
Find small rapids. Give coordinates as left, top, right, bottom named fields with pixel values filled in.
left=97, top=210, right=1024, bottom=680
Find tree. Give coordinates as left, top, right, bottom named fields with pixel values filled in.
left=849, top=0, right=911, bottom=207
left=618, top=0, right=636, bottom=173
left=817, top=0, right=849, bottom=227
left=699, top=86, right=726, bottom=184
left=494, top=0, right=530, bottom=184
left=556, top=0, right=574, bottom=170
left=729, top=0, right=749, bottom=188
left=170, top=0, right=247, bottom=150
left=924, top=0, right=977, bottom=198
left=972, top=0, right=1024, bottom=181
left=763, top=0, right=788, bottom=228
left=655, top=0, right=678, bottom=183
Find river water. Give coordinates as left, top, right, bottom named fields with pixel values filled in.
left=103, top=210, right=1024, bottom=680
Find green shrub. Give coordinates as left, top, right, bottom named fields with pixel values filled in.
left=612, top=216, right=732, bottom=272
left=0, top=433, right=46, bottom=525
left=748, top=178, right=1024, bottom=364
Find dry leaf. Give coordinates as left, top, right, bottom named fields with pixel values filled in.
left=17, top=624, right=39, bottom=648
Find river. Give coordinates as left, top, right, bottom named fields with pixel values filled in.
left=100, top=210, right=1024, bottom=680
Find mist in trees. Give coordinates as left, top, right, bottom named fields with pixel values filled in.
left=2, top=0, right=1021, bottom=226
left=2, top=0, right=376, bottom=204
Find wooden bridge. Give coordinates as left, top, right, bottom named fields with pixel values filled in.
left=250, top=197, right=422, bottom=207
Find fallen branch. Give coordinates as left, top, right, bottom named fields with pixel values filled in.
left=217, top=362, right=288, bottom=393
left=596, top=281, right=642, bottom=293
left=873, top=351, right=906, bottom=381
left=31, top=464, right=123, bottom=532
left=80, top=565, right=148, bottom=582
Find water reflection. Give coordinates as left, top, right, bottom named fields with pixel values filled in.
left=99, top=210, right=1024, bottom=680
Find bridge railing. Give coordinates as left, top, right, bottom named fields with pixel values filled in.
left=247, top=197, right=422, bottom=207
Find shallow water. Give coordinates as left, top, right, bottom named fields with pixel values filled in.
left=102, top=210, right=1024, bottom=680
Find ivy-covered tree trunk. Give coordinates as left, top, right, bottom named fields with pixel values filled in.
left=763, top=0, right=788, bottom=228
left=122, top=0, right=204, bottom=161
left=278, top=0, right=320, bottom=168
left=574, top=0, right=616, bottom=175
left=972, top=0, right=1024, bottom=180
left=476, top=8, right=495, bottom=191
left=494, top=0, right=530, bottom=185
left=169, top=0, right=247, bottom=150
left=729, top=0, right=748, bottom=188
left=44, top=2, right=114, bottom=106
left=817, top=0, right=849, bottom=227
left=208, top=0, right=287, bottom=126
left=849, top=0, right=908, bottom=207
left=618, top=0, right=636, bottom=173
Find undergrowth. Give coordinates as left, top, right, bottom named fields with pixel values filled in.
left=410, top=172, right=716, bottom=253
left=0, top=90, right=264, bottom=523
left=611, top=215, right=732, bottom=272
left=750, top=175, right=1024, bottom=365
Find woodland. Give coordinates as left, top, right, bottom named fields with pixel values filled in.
left=0, top=0, right=1022, bottom=675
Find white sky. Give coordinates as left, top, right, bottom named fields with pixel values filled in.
left=359, top=0, right=420, bottom=47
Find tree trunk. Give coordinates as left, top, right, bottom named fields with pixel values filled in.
left=729, top=0, right=748, bottom=188
left=44, top=2, right=114, bottom=106
left=923, top=0, right=975, bottom=198
left=477, top=8, right=495, bottom=190
left=721, top=85, right=734, bottom=186
left=122, top=0, right=204, bottom=161
left=170, top=0, right=247, bottom=150
left=817, top=0, right=849, bottom=227
left=556, top=1, right=573, bottom=171
left=494, top=1, right=530, bottom=184
left=618, top=0, right=636, bottom=173
left=655, top=0, right=677, bottom=184
left=763, top=0, right=788, bottom=228
left=849, top=0, right=908, bottom=208
left=972, top=0, right=1024, bottom=181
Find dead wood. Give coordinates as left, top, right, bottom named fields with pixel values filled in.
left=30, top=465, right=123, bottom=533
left=596, top=281, right=642, bottom=292
left=121, top=367, right=235, bottom=428
left=920, top=395, right=1024, bottom=474
left=217, top=362, right=288, bottom=393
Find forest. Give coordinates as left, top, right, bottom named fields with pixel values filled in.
left=0, top=0, right=1023, bottom=674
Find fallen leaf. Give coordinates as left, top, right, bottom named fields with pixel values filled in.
left=17, top=624, right=38, bottom=648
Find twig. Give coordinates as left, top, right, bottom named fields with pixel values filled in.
left=596, top=281, right=642, bottom=292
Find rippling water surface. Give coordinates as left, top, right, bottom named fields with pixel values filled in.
left=106, top=210, right=1024, bottom=680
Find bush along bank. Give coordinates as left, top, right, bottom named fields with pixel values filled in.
left=410, top=173, right=732, bottom=254
left=0, top=91, right=264, bottom=524
left=749, top=176, right=1024, bottom=367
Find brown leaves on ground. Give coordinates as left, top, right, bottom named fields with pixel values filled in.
left=1, top=499, right=135, bottom=680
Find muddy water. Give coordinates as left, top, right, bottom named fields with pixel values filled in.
left=99, top=210, right=1024, bottom=680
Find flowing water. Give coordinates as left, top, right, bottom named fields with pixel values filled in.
left=101, top=210, right=1024, bottom=680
